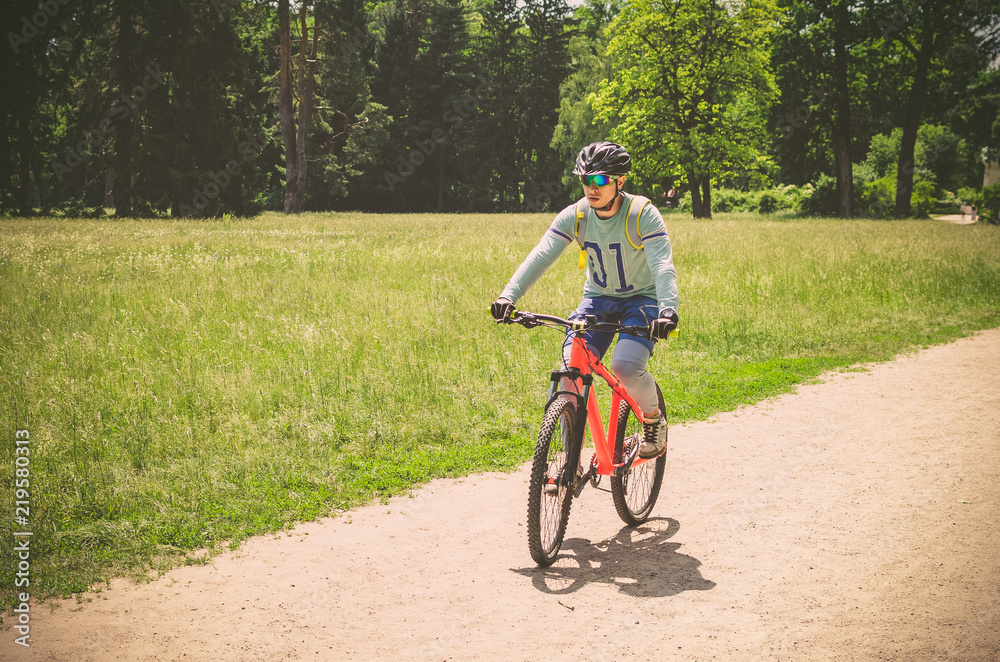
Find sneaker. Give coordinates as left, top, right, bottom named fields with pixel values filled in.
left=622, top=431, right=641, bottom=458
left=638, top=414, right=667, bottom=459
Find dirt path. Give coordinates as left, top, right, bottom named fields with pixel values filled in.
left=4, top=330, right=1000, bottom=661
left=934, top=214, right=980, bottom=225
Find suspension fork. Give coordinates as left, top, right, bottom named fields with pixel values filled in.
left=545, top=367, right=592, bottom=494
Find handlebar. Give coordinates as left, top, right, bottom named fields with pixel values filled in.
left=497, top=309, right=653, bottom=338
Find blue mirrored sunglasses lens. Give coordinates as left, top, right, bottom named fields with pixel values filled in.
left=581, top=175, right=611, bottom=186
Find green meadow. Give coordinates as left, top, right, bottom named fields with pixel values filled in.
left=2, top=212, right=999, bottom=608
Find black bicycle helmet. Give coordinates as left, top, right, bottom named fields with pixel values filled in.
left=572, top=141, right=632, bottom=176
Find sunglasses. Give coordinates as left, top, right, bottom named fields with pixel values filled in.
left=580, top=174, right=616, bottom=187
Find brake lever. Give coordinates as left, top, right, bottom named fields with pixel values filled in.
left=516, top=313, right=543, bottom=329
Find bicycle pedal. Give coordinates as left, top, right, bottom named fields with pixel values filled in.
left=623, top=433, right=641, bottom=459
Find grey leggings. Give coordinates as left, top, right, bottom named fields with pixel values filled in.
left=562, top=337, right=659, bottom=417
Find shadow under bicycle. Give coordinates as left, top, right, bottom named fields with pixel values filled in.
left=511, top=517, right=716, bottom=597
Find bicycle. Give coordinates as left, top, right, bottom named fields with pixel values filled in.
left=498, top=309, right=671, bottom=567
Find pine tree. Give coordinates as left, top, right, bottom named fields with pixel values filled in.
left=519, top=0, right=576, bottom=211
left=305, top=0, right=392, bottom=211
left=471, top=0, right=523, bottom=210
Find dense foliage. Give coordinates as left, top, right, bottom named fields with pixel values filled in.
left=594, top=0, right=780, bottom=218
left=1, top=0, right=998, bottom=217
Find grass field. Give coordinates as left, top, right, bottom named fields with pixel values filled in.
left=2, top=211, right=999, bottom=609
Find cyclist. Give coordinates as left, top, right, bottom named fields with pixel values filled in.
left=491, top=141, right=679, bottom=459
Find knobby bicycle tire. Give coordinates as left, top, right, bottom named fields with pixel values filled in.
left=610, top=383, right=667, bottom=526
left=527, top=396, right=578, bottom=566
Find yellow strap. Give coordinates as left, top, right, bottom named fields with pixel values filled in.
left=576, top=201, right=587, bottom=269
left=625, top=197, right=650, bottom=250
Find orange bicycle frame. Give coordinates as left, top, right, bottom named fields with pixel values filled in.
left=556, top=332, right=653, bottom=476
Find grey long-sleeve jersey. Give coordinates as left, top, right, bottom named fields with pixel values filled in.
left=500, top=193, right=679, bottom=313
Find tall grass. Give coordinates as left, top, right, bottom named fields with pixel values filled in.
left=1, top=212, right=998, bottom=606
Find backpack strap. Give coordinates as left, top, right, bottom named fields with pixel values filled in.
left=624, top=195, right=651, bottom=250
left=574, top=198, right=588, bottom=269
left=575, top=194, right=652, bottom=268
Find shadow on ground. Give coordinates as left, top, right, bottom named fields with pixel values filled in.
left=511, top=518, right=716, bottom=597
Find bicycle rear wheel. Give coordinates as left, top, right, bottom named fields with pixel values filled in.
left=527, top=396, right=577, bottom=566
left=610, top=383, right=666, bottom=526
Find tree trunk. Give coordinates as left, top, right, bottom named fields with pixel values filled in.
left=294, top=3, right=318, bottom=206
left=701, top=177, right=712, bottom=218
left=687, top=174, right=711, bottom=218
left=31, top=148, right=43, bottom=210
left=831, top=0, right=853, bottom=217
left=113, top=0, right=133, bottom=218
left=437, top=146, right=446, bottom=212
left=104, top=168, right=115, bottom=209
left=687, top=173, right=703, bottom=217
left=894, top=31, right=935, bottom=218
left=278, top=0, right=318, bottom=214
left=17, top=128, right=33, bottom=215
left=278, top=0, right=299, bottom=213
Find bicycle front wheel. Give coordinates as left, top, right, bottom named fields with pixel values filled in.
left=527, top=396, right=577, bottom=566
left=610, top=383, right=666, bottom=526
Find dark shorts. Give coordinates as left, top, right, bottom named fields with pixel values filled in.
left=563, top=295, right=658, bottom=360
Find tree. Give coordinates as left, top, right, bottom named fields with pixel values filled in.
left=411, top=0, right=476, bottom=210
left=471, top=0, right=524, bottom=210
left=9, top=0, right=275, bottom=217
left=465, top=0, right=577, bottom=212
left=518, top=0, right=576, bottom=211
left=948, top=68, right=1000, bottom=184
left=551, top=32, right=615, bottom=201
left=18, top=0, right=121, bottom=215
left=113, top=0, right=137, bottom=216
left=0, top=0, right=83, bottom=214
left=594, top=0, right=779, bottom=218
left=827, top=0, right=856, bottom=216
left=856, top=124, right=972, bottom=194
left=769, top=0, right=864, bottom=216
left=551, top=2, right=619, bottom=207
left=575, top=0, right=624, bottom=41
left=365, top=0, right=478, bottom=211
left=871, top=0, right=1000, bottom=217
left=278, top=0, right=319, bottom=214
left=149, top=0, right=277, bottom=217
left=304, top=0, right=391, bottom=211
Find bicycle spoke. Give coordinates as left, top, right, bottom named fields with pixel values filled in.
left=527, top=397, right=577, bottom=565
left=512, top=311, right=669, bottom=555
left=611, top=385, right=666, bottom=526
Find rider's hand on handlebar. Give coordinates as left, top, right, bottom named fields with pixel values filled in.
left=491, top=298, right=515, bottom=322
left=649, top=308, right=678, bottom=340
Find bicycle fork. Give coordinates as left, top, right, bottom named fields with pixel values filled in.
left=545, top=367, right=594, bottom=498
